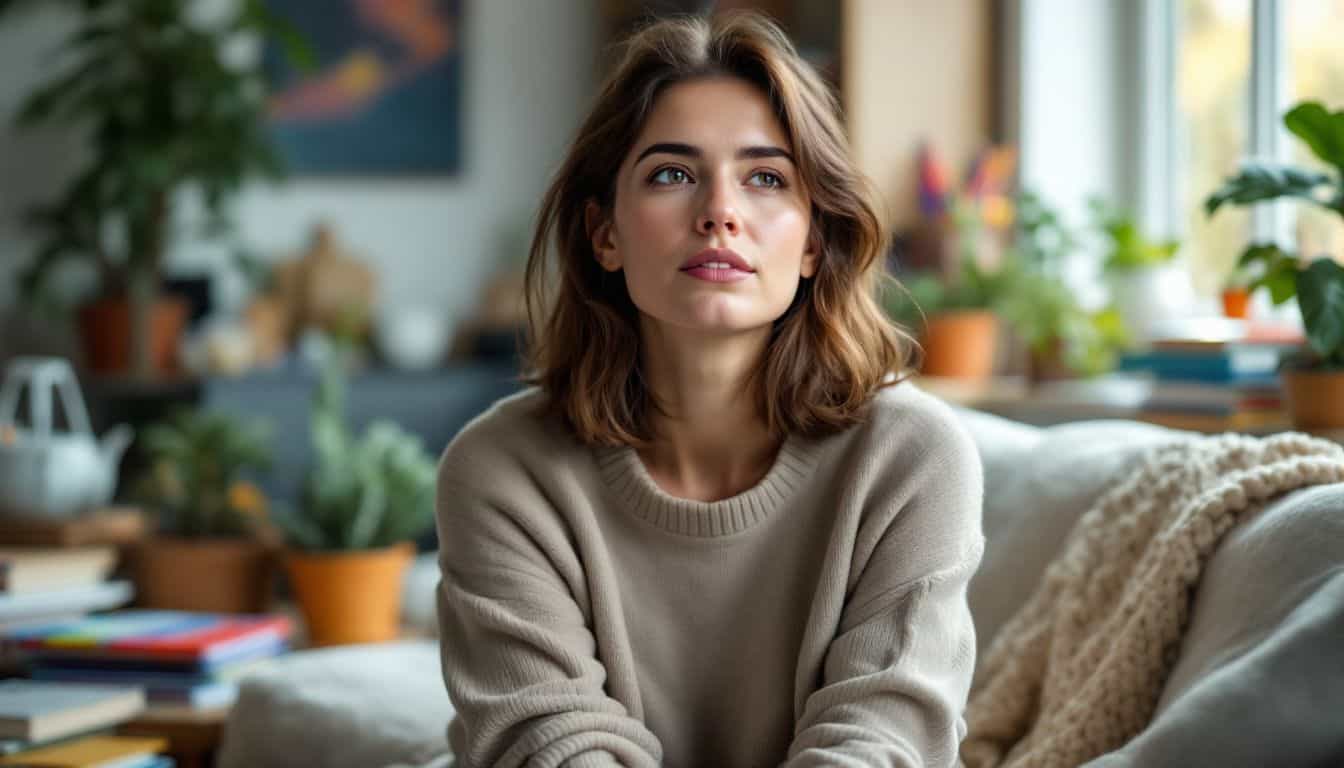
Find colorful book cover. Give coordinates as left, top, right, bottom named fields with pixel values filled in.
left=6, top=611, right=291, bottom=665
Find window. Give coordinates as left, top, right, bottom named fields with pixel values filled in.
left=1177, top=0, right=1252, bottom=295
left=1172, top=0, right=1344, bottom=298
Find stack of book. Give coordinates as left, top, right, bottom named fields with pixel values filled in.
left=1120, top=335, right=1297, bottom=432
left=4, top=611, right=292, bottom=712
left=0, top=679, right=161, bottom=762
left=0, top=547, right=132, bottom=634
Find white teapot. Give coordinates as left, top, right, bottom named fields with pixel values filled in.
left=0, top=357, right=133, bottom=518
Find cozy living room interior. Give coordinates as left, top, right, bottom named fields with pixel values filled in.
left=1, top=0, right=1342, bottom=766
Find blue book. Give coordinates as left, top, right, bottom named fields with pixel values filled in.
left=1119, top=349, right=1282, bottom=384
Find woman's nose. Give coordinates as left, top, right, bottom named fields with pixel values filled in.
left=696, top=177, right=740, bottom=236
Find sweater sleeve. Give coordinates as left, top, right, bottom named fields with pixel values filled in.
left=435, top=455, right=664, bottom=768
left=784, top=417, right=985, bottom=768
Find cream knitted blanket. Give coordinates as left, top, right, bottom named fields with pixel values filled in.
left=960, top=432, right=1344, bottom=768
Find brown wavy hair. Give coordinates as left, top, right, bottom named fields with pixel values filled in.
left=524, top=11, right=917, bottom=447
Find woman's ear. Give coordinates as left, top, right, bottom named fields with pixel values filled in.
left=585, top=200, right=621, bottom=272
left=800, top=229, right=821, bottom=279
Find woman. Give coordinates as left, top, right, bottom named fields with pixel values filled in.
left=436, top=11, right=983, bottom=768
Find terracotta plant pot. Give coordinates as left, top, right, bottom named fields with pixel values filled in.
left=1221, top=288, right=1251, bottom=319
left=134, top=537, right=274, bottom=613
left=79, top=296, right=189, bottom=375
left=921, top=310, right=999, bottom=380
left=284, top=542, right=413, bottom=647
left=1282, top=368, right=1344, bottom=430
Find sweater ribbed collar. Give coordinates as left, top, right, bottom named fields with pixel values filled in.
left=593, top=435, right=821, bottom=537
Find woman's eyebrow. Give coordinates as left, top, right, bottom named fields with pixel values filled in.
left=634, top=142, right=796, bottom=165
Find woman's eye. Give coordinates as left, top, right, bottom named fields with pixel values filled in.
left=650, top=167, right=691, bottom=185
left=749, top=171, right=785, bottom=189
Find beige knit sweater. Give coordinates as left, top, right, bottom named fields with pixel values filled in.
left=435, top=384, right=984, bottom=768
left=961, top=431, right=1344, bottom=768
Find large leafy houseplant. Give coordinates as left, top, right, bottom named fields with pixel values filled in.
left=1205, top=101, right=1344, bottom=371
left=2, top=0, right=308, bottom=378
left=1205, top=100, right=1344, bottom=429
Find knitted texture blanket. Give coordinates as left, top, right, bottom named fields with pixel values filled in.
left=960, top=432, right=1344, bottom=768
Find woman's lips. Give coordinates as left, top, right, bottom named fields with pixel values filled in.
left=681, top=264, right=754, bottom=283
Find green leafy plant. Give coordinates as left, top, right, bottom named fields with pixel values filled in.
left=1090, top=199, right=1181, bottom=274
left=271, top=341, right=438, bottom=551
left=134, top=409, right=274, bottom=538
left=1206, top=100, right=1344, bottom=369
left=2, top=0, right=310, bottom=376
left=995, top=191, right=1128, bottom=377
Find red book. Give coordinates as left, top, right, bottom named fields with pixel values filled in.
left=5, top=611, right=291, bottom=667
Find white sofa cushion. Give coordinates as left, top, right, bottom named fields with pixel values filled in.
left=217, top=641, right=453, bottom=768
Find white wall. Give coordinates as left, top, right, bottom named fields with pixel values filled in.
left=0, top=1, right=600, bottom=324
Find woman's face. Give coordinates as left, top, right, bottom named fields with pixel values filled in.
left=590, top=76, right=817, bottom=337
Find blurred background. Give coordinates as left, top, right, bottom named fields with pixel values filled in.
left=1, top=0, right=1343, bottom=561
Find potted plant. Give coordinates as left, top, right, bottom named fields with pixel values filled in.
left=999, top=274, right=1128, bottom=382
left=3, top=0, right=308, bottom=378
left=132, top=409, right=277, bottom=612
left=271, top=339, right=438, bottom=646
left=1090, top=199, right=1183, bottom=342
left=890, top=197, right=1012, bottom=380
left=1219, top=242, right=1300, bottom=320
left=1205, top=100, right=1344, bottom=429
left=989, top=191, right=1125, bottom=381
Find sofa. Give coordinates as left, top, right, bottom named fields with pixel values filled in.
left=216, top=407, right=1344, bottom=767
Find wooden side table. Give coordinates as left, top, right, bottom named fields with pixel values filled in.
left=118, top=706, right=230, bottom=768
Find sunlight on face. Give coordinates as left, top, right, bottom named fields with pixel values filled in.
left=594, top=76, right=816, bottom=336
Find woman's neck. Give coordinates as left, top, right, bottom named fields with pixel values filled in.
left=637, top=319, right=780, bottom=502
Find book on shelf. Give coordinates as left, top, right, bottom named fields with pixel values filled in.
left=1119, top=348, right=1284, bottom=384
left=0, top=582, right=134, bottom=628
left=1143, top=381, right=1284, bottom=413
left=1147, top=316, right=1304, bottom=347
left=7, top=611, right=292, bottom=669
left=30, top=665, right=267, bottom=710
left=29, top=656, right=271, bottom=688
left=0, top=681, right=145, bottom=744
left=0, top=510, right=146, bottom=549
left=0, top=734, right=166, bottom=768
left=0, top=549, right=118, bottom=595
